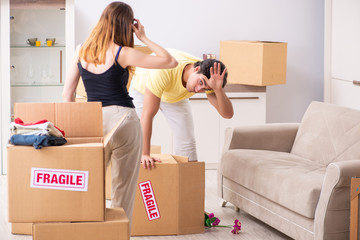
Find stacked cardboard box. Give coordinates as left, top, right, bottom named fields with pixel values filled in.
left=9, top=102, right=206, bottom=237
left=220, top=40, right=287, bottom=86
left=8, top=102, right=129, bottom=239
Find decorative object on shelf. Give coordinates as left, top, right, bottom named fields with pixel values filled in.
left=26, top=37, right=37, bottom=46
left=202, top=53, right=216, bottom=60
left=220, top=40, right=287, bottom=86
left=46, top=38, right=56, bottom=45
left=35, top=40, right=41, bottom=47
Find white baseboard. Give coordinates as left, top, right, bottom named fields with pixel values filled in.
left=205, top=163, right=218, bottom=170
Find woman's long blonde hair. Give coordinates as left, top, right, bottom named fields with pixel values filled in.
left=79, top=2, right=134, bottom=66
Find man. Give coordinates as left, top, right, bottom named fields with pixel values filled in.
left=129, top=48, right=233, bottom=169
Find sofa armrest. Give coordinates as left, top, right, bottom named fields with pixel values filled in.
left=314, top=160, right=360, bottom=239
left=222, top=123, right=299, bottom=153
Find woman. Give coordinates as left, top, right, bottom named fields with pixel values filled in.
left=62, top=1, right=177, bottom=226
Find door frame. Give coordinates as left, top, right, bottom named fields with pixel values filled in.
left=1, top=0, right=11, bottom=175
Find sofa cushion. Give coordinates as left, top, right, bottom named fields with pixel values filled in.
left=221, top=149, right=325, bottom=218
left=291, top=101, right=360, bottom=165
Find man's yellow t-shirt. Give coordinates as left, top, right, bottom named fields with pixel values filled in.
left=131, top=48, right=202, bottom=103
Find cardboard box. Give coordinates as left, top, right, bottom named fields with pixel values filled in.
left=131, top=154, right=205, bottom=236
left=12, top=208, right=128, bottom=237
left=32, top=208, right=129, bottom=240
left=350, top=177, right=360, bottom=240
left=8, top=102, right=105, bottom=223
left=220, top=40, right=287, bottom=86
left=75, top=45, right=152, bottom=102
left=105, top=145, right=161, bottom=200
left=11, top=222, right=33, bottom=235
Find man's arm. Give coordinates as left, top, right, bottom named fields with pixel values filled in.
left=207, top=90, right=233, bottom=119
left=141, top=88, right=162, bottom=169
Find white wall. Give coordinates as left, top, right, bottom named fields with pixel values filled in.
left=74, top=0, right=324, bottom=123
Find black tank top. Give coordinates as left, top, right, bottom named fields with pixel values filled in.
left=78, top=46, right=135, bottom=108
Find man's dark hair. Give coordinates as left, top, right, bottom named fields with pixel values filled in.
left=193, top=59, right=228, bottom=88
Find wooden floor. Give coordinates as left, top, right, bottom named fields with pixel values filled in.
left=0, top=170, right=292, bottom=240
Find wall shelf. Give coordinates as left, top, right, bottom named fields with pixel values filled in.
left=11, top=83, right=64, bottom=87
left=11, top=44, right=65, bottom=48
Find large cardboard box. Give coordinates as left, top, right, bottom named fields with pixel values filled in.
left=8, top=102, right=105, bottom=223
left=131, top=154, right=205, bottom=236
left=32, top=208, right=129, bottom=240
left=220, top=40, right=287, bottom=86
left=105, top=145, right=161, bottom=200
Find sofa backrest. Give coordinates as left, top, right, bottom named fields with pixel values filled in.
left=291, top=101, right=360, bottom=166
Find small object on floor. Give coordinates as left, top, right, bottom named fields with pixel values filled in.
left=205, top=212, right=242, bottom=234
left=232, top=219, right=242, bottom=234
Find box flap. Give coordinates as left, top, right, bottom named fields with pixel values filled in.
left=150, top=154, right=177, bottom=164
left=14, top=103, right=56, bottom=124
left=55, top=102, right=103, bottom=137
left=172, top=155, right=189, bottom=163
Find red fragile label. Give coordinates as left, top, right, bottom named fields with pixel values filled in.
left=30, top=168, right=89, bottom=192
left=138, top=180, right=160, bottom=221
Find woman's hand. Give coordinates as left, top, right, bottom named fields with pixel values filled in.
left=141, top=154, right=162, bottom=169
left=132, top=18, right=147, bottom=42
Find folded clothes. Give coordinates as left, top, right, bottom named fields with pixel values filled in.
left=10, top=118, right=65, bottom=137
left=10, top=134, right=67, bottom=149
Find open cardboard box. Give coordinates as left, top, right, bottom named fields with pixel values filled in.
left=131, top=154, right=205, bottom=236
left=8, top=102, right=110, bottom=223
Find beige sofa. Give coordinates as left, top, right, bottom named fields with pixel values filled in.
left=218, top=101, right=360, bottom=240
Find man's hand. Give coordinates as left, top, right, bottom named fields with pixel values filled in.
left=141, top=154, right=162, bottom=169
left=204, top=62, right=227, bottom=91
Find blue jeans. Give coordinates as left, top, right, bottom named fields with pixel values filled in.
left=10, top=134, right=67, bottom=149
